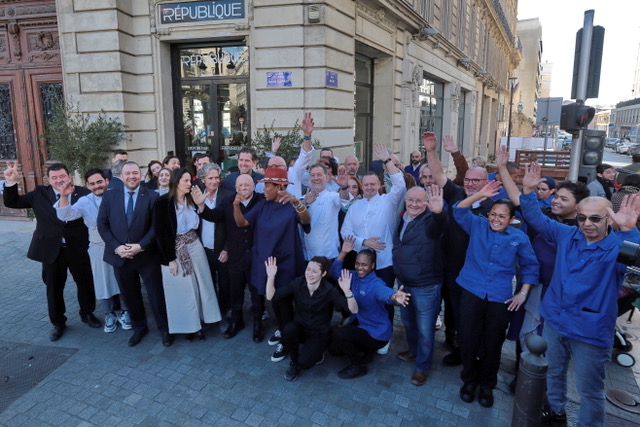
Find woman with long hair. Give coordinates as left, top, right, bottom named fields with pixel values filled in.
left=153, top=168, right=221, bottom=341
left=156, top=167, right=171, bottom=196
left=144, top=160, right=162, bottom=190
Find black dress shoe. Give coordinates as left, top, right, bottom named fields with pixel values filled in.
left=81, top=313, right=101, bottom=328
left=194, top=330, right=205, bottom=341
left=460, top=383, right=477, bottom=403
left=128, top=328, right=148, bottom=347
left=223, top=321, right=245, bottom=339
left=253, top=319, right=264, bottom=343
left=162, top=332, right=174, bottom=347
left=478, top=387, right=494, bottom=408
left=50, top=324, right=66, bottom=342
left=443, top=347, right=462, bottom=366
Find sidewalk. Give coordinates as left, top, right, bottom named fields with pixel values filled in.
left=0, top=219, right=638, bottom=426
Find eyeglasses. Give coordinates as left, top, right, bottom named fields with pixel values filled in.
left=534, top=187, right=550, bottom=192
left=576, top=214, right=608, bottom=223
left=463, top=178, right=487, bottom=184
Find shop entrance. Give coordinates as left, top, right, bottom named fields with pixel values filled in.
left=173, top=44, right=249, bottom=169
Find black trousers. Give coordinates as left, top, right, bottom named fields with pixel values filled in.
left=330, top=323, right=387, bottom=364
left=204, top=248, right=230, bottom=316
left=227, top=266, right=264, bottom=323
left=458, top=287, right=510, bottom=389
left=442, top=268, right=463, bottom=343
left=281, top=322, right=330, bottom=369
left=114, top=261, right=168, bottom=334
left=375, top=266, right=396, bottom=324
left=42, top=245, right=96, bottom=326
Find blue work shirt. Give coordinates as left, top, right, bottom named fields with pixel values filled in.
left=520, top=191, right=640, bottom=348
left=331, top=259, right=395, bottom=341
left=453, top=203, right=540, bottom=303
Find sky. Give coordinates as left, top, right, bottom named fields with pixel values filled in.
left=517, top=0, right=640, bottom=107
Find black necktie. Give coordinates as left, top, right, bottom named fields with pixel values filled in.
left=126, top=191, right=134, bottom=226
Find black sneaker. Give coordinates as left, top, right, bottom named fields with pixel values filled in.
left=284, top=363, right=299, bottom=382
left=541, top=405, right=567, bottom=426
left=337, top=363, right=367, bottom=379
left=271, top=343, right=288, bottom=362
left=268, top=330, right=281, bottom=346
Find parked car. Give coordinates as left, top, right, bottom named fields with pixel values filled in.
left=628, top=144, right=640, bottom=157
left=605, top=138, right=621, bottom=149
left=616, top=141, right=634, bottom=154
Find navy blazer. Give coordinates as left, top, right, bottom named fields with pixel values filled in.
left=3, top=183, right=90, bottom=264
left=97, top=185, right=159, bottom=267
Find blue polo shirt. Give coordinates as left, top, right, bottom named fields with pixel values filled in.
left=331, top=259, right=395, bottom=341
left=520, top=191, right=640, bottom=348
left=453, top=203, right=539, bottom=303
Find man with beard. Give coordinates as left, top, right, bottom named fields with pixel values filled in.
left=56, top=168, right=130, bottom=333
left=587, top=163, right=616, bottom=200
left=404, top=151, right=423, bottom=182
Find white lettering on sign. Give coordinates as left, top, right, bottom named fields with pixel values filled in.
left=180, top=49, right=243, bottom=68
left=160, top=1, right=244, bottom=24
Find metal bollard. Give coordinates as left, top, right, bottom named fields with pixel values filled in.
left=511, top=334, right=548, bottom=427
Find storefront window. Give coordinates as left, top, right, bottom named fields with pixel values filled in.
left=179, top=46, right=249, bottom=78
left=419, top=75, right=444, bottom=151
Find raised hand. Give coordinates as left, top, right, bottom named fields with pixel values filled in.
left=522, top=162, right=545, bottom=192
left=477, top=180, right=503, bottom=199
left=496, top=145, right=509, bottom=167
left=421, top=132, right=437, bottom=152
left=301, top=112, right=314, bottom=136
left=442, top=135, right=458, bottom=153
left=3, top=161, right=20, bottom=185
left=338, top=269, right=352, bottom=294
left=304, top=188, right=318, bottom=205
left=425, top=185, right=444, bottom=214
left=373, top=142, right=390, bottom=161
left=271, top=136, right=282, bottom=154
left=341, top=235, right=356, bottom=254
left=265, top=256, right=278, bottom=278
left=608, top=193, right=640, bottom=231
left=336, top=166, right=349, bottom=188
left=277, top=190, right=297, bottom=205
left=190, top=185, right=207, bottom=206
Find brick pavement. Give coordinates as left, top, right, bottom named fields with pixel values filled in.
left=0, top=219, right=638, bottom=426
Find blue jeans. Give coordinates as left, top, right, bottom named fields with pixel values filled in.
left=544, top=323, right=610, bottom=427
left=400, top=284, right=442, bottom=373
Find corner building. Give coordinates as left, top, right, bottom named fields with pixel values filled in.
left=0, top=0, right=520, bottom=198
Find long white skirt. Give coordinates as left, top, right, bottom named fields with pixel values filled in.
left=161, top=239, right=221, bottom=334
left=89, top=243, right=120, bottom=300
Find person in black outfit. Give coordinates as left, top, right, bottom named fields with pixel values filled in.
left=194, top=173, right=266, bottom=342
left=3, top=162, right=99, bottom=341
left=265, top=256, right=356, bottom=382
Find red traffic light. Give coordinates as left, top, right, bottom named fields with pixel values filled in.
left=560, top=103, right=595, bottom=132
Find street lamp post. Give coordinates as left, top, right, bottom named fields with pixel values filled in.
left=506, top=76, right=518, bottom=153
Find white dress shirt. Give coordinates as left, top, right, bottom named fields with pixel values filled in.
left=340, top=171, right=407, bottom=269
left=304, top=189, right=348, bottom=260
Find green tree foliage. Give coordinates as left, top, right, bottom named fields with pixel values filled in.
left=42, top=100, right=126, bottom=177
left=252, top=120, right=320, bottom=161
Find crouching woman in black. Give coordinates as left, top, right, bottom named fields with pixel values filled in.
left=265, top=256, right=357, bottom=382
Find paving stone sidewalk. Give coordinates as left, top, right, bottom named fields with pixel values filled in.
left=0, top=219, right=638, bottom=426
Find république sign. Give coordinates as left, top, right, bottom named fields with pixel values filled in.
left=159, top=0, right=245, bottom=24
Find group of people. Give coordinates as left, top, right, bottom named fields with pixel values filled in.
left=3, top=113, right=639, bottom=426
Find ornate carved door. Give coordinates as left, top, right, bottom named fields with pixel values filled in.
left=0, top=0, right=62, bottom=216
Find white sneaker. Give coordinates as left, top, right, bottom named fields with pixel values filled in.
left=118, top=311, right=132, bottom=330
left=377, top=341, right=390, bottom=355
left=435, top=315, right=443, bottom=330
left=271, top=343, right=288, bottom=362
left=104, top=313, right=117, bottom=333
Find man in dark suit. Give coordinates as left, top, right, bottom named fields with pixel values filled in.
left=105, top=149, right=128, bottom=180
left=194, top=173, right=266, bottom=342
left=3, top=162, right=100, bottom=341
left=107, top=159, right=125, bottom=190
left=195, top=163, right=232, bottom=328
left=97, top=161, right=171, bottom=347
left=221, top=147, right=264, bottom=192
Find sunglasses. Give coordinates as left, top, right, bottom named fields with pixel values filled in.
left=576, top=214, right=608, bottom=223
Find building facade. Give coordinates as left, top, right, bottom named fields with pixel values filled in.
left=1, top=0, right=520, bottom=193
left=513, top=17, right=541, bottom=122
left=611, top=98, right=640, bottom=143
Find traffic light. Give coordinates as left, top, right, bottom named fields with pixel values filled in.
left=571, top=26, right=605, bottom=100
left=560, top=102, right=595, bottom=132
left=578, top=129, right=605, bottom=183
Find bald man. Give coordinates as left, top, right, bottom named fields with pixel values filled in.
left=520, top=163, right=640, bottom=426
left=344, top=155, right=361, bottom=179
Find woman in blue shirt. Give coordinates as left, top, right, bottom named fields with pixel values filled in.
left=329, top=236, right=411, bottom=379
left=453, top=181, right=539, bottom=408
